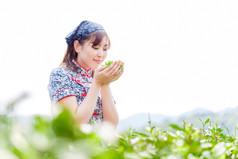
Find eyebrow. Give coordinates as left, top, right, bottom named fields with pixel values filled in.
left=92, top=43, right=109, bottom=47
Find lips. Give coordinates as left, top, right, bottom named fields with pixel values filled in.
left=94, top=59, right=102, bottom=64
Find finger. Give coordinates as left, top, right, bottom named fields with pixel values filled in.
left=98, top=66, right=107, bottom=72
left=117, top=70, right=123, bottom=78
left=108, top=61, right=120, bottom=75
left=102, top=61, right=117, bottom=73
left=111, top=70, right=122, bottom=82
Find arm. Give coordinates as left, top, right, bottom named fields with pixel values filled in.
left=101, top=61, right=124, bottom=127
left=101, top=85, right=119, bottom=127
left=56, top=81, right=101, bottom=125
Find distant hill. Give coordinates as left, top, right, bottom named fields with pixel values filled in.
left=117, top=113, right=171, bottom=132
left=117, top=106, right=238, bottom=134
left=2, top=106, right=238, bottom=135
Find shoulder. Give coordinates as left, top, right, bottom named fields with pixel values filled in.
left=50, top=66, right=72, bottom=79
left=48, top=66, right=77, bottom=102
left=50, top=66, right=67, bottom=76
left=48, top=66, right=74, bottom=92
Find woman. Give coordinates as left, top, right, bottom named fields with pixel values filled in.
left=48, top=20, right=123, bottom=128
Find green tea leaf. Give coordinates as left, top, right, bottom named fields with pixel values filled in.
left=102, top=60, right=123, bottom=71
left=205, top=119, right=210, bottom=125
left=169, top=124, right=184, bottom=131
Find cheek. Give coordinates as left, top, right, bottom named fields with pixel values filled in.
left=89, top=51, right=97, bottom=58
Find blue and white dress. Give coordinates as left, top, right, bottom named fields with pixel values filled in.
left=48, top=59, right=103, bottom=124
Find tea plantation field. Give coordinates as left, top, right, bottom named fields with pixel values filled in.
left=1, top=107, right=238, bottom=159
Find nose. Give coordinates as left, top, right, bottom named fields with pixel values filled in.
left=97, top=48, right=103, bottom=57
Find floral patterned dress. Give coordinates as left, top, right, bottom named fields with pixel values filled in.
left=48, top=59, right=103, bottom=124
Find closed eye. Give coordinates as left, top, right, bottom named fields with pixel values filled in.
left=92, top=46, right=108, bottom=52
left=92, top=46, right=99, bottom=50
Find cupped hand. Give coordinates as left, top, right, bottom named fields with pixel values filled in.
left=93, top=61, right=124, bottom=86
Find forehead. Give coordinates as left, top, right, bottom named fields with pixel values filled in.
left=90, top=36, right=109, bottom=46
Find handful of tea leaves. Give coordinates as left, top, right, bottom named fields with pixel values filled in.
left=102, top=60, right=123, bottom=71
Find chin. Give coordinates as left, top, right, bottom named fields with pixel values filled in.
left=91, top=65, right=100, bottom=70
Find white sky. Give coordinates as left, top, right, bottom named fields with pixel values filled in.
left=0, top=0, right=238, bottom=119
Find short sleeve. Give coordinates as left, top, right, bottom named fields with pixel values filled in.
left=48, top=67, right=76, bottom=102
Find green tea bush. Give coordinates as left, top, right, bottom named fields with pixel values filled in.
left=1, top=96, right=238, bottom=159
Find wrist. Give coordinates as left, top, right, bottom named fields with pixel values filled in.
left=101, top=84, right=110, bottom=88
left=92, top=80, right=102, bottom=88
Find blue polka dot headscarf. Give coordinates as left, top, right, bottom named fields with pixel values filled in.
left=65, top=20, right=105, bottom=46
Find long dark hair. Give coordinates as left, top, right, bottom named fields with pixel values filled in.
left=60, top=30, right=111, bottom=73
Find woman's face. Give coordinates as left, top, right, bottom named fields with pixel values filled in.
left=75, top=36, right=109, bottom=70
